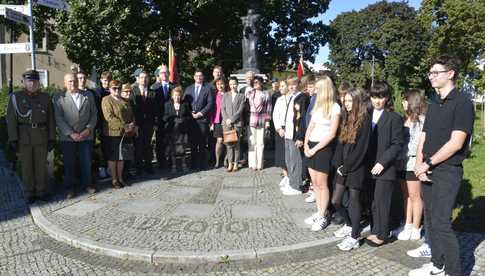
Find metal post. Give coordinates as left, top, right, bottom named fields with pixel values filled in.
left=8, top=22, right=14, bottom=94
left=28, top=0, right=36, bottom=70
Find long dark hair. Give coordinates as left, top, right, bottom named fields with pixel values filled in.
left=403, top=89, right=427, bottom=123
left=339, top=88, right=369, bottom=144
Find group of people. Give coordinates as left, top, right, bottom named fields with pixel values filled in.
left=270, top=54, right=473, bottom=276
left=6, top=54, right=473, bottom=276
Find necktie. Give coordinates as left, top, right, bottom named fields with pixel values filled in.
left=141, top=88, right=146, bottom=101
left=195, top=86, right=200, bottom=101
left=163, top=84, right=168, bottom=98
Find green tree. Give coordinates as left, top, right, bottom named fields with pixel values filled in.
left=418, top=0, right=485, bottom=95
left=53, top=0, right=330, bottom=84
left=418, top=0, right=485, bottom=74
left=328, top=1, right=429, bottom=89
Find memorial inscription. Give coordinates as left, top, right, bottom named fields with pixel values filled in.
left=119, top=216, right=249, bottom=234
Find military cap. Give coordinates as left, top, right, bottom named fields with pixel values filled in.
left=22, top=70, right=40, bottom=80
left=132, top=68, right=144, bottom=77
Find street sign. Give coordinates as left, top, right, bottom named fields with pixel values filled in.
left=0, top=43, right=32, bottom=54
left=34, top=0, right=69, bottom=11
left=4, top=7, right=31, bottom=26
left=0, top=4, right=30, bottom=16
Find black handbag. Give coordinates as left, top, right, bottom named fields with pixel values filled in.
left=119, top=134, right=134, bottom=161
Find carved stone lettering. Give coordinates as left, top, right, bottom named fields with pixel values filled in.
left=213, top=221, right=224, bottom=234
left=136, top=217, right=161, bottom=230
left=184, top=221, right=208, bottom=233
left=160, top=218, right=188, bottom=232
left=226, top=221, right=249, bottom=234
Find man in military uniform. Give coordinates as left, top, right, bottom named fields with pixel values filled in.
left=6, top=70, right=56, bottom=203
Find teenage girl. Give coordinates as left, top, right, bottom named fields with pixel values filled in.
left=303, top=76, right=340, bottom=231
left=365, top=81, right=404, bottom=246
left=332, top=88, right=372, bottom=251
left=397, top=89, right=427, bottom=240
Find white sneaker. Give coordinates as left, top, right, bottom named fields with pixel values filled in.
left=304, top=191, right=316, bottom=203
left=409, top=227, right=422, bottom=240
left=279, top=176, right=289, bottom=187
left=304, top=212, right=319, bottom=225
left=311, top=216, right=330, bottom=231
left=282, top=186, right=302, bottom=196
left=280, top=182, right=291, bottom=191
left=408, top=263, right=444, bottom=276
left=407, top=243, right=432, bottom=258
left=397, top=223, right=413, bottom=240
left=334, top=225, right=353, bottom=238
left=337, top=236, right=360, bottom=251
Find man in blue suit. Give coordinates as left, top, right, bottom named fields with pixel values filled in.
left=184, top=69, right=214, bottom=170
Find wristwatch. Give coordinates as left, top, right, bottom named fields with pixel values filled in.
left=424, top=157, right=433, bottom=167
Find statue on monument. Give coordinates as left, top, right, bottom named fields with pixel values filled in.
left=241, top=9, right=260, bottom=73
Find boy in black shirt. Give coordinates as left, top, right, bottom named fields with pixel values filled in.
left=409, top=55, right=474, bottom=276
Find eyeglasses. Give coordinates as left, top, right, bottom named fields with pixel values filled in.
left=428, top=70, right=449, bottom=78
left=111, top=87, right=121, bottom=90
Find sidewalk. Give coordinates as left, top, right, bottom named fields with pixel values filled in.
left=0, top=150, right=484, bottom=275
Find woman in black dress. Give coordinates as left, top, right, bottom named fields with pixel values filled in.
left=163, top=86, right=192, bottom=173
left=331, top=88, right=372, bottom=251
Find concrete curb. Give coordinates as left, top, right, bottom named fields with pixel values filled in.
left=30, top=204, right=343, bottom=264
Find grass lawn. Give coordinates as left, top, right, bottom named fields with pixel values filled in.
left=453, top=111, right=485, bottom=232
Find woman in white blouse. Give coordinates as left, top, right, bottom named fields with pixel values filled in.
left=303, top=76, right=341, bottom=231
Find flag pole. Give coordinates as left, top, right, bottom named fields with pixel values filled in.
left=28, top=0, right=36, bottom=70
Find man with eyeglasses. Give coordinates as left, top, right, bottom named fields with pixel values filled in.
left=409, top=55, right=474, bottom=276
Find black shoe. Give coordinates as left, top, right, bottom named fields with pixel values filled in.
left=136, top=168, right=144, bottom=176
left=27, top=196, right=37, bottom=204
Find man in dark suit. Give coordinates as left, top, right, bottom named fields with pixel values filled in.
left=184, top=69, right=214, bottom=170
left=151, top=65, right=174, bottom=169
left=130, top=70, right=159, bottom=174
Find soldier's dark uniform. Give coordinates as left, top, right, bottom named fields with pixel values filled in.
left=6, top=70, right=56, bottom=201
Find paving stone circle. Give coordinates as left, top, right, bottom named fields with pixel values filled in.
left=37, top=167, right=338, bottom=255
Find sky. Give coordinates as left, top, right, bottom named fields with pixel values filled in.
left=314, top=0, right=422, bottom=64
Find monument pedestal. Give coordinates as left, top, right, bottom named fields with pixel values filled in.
left=230, top=73, right=268, bottom=91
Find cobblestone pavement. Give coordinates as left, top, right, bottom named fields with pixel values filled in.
left=0, top=153, right=484, bottom=275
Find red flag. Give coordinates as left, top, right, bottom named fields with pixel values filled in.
left=297, top=57, right=305, bottom=80
left=168, top=38, right=178, bottom=83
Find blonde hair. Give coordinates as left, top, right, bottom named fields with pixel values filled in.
left=312, top=76, right=336, bottom=119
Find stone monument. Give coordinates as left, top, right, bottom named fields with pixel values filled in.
left=232, top=7, right=266, bottom=89
left=241, top=9, right=260, bottom=74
